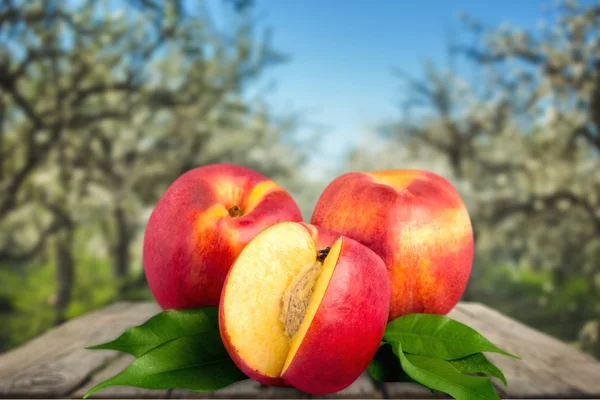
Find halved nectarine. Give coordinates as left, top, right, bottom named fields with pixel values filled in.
left=219, top=222, right=390, bottom=395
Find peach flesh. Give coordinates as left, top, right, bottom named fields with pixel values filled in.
left=219, top=222, right=390, bottom=394
left=220, top=223, right=332, bottom=379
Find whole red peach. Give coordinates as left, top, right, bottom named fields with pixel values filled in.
left=311, top=170, right=474, bottom=320
left=143, top=163, right=302, bottom=309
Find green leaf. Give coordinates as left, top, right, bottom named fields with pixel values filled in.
left=367, top=343, right=436, bottom=394
left=86, top=308, right=219, bottom=357
left=449, top=353, right=507, bottom=386
left=384, top=314, right=518, bottom=360
left=390, top=341, right=501, bottom=400
left=368, top=343, right=415, bottom=383
left=84, top=331, right=246, bottom=398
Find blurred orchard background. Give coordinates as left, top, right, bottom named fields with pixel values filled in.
left=0, top=0, right=599, bottom=359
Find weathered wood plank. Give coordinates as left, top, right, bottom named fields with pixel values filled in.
left=170, top=372, right=381, bottom=399
left=0, top=301, right=160, bottom=398
left=382, top=382, right=446, bottom=399
left=262, top=372, right=382, bottom=399
left=449, top=302, right=600, bottom=398
left=168, top=379, right=264, bottom=399
left=70, top=354, right=169, bottom=399
left=209, top=379, right=265, bottom=398
left=323, top=372, right=382, bottom=399
left=2, top=300, right=600, bottom=399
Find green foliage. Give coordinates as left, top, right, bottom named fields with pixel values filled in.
left=85, top=310, right=511, bottom=398
left=370, top=313, right=515, bottom=399
left=84, top=308, right=246, bottom=398
left=346, top=0, right=600, bottom=358
left=448, top=354, right=507, bottom=386
left=0, top=0, right=597, bottom=366
left=0, top=257, right=113, bottom=352
left=0, top=0, right=309, bottom=353
left=469, top=263, right=598, bottom=345
left=0, top=227, right=123, bottom=351
left=65, top=233, right=118, bottom=321
left=85, top=334, right=246, bottom=398
left=384, top=313, right=517, bottom=360
left=87, top=308, right=220, bottom=357
left=0, top=263, right=56, bottom=351
left=392, top=341, right=500, bottom=400
left=367, top=343, right=423, bottom=385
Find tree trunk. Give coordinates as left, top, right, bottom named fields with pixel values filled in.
left=121, top=266, right=149, bottom=296
left=54, top=227, right=74, bottom=325
left=449, top=147, right=463, bottom=179
left=0, top=98, right=4, bottom=181
left=0, top=293, right=15, bottom=350
left=113, top=205, right=132, bottom=295
left=586, top=234, right=600, bottom=360
left=595, top=322, right=600, bottom=361
left=448, top=148, right=475, bottom=302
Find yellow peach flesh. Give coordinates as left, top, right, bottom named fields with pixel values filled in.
left=282, top=238, right=340, bottom=373
left=221, top=222, right=341, bottom=378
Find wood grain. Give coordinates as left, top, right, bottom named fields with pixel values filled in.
left=0, top=301, right=160, bottom=398
left=1, top=300, right=600, bottom=399
left=169, top=379, right=265, bottom=399
left=381, top=381, right=445, bottom=399
left=449, top=303, right=600, bottom=398
left=169, top=373, right=382, bottom=399
left=324, top=372, right=383, bottom=399
left=70, top=354, right=169, bottom=399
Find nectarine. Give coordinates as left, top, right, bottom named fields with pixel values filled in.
left=219, top=222, right=390, bottom=395
left=143, top=164, right=302, bottom=309
left=311, top=170, right=474, bottom=320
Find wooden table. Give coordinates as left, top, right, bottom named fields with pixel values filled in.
left=0, top=301, right=599, bottom=399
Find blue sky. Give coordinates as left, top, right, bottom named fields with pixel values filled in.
left=237, top=0, right=563, bottom=173
left=71, top=0, right=591, bottom=175
left=203, top=0, right=584, bottom=175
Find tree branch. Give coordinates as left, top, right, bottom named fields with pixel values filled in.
left=455, top=45, right=545, bottom=66
left=9, top=48, right=66, bottom=82
left=574, top=125, right=600, bottom=152
left=68, top=111, right=129, bottom=128
left=0, top=217, right=64, bottom=263
left=491, top=190, right=600, bottom=232
left=0, top=6, right=45, bottom=29
left=0, top=78, right=44, bottom=128
left=72, top=82, right=137, bottom=104
left=408, top=126, right=451, bottom=153
left=589, top=61, right=600, bottom=150
left=0, top=122, right=62, bottom=218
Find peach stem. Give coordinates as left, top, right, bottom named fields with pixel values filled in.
left=228, top=205, right=243, bottom=217
left=316, top=247, right=331, bottom=263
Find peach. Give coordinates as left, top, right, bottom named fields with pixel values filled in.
left=311, top=170, right=474, bottom=320
left=219, top=222, right=390, bottom=395
left=143, top=164, right=302, bottom=309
